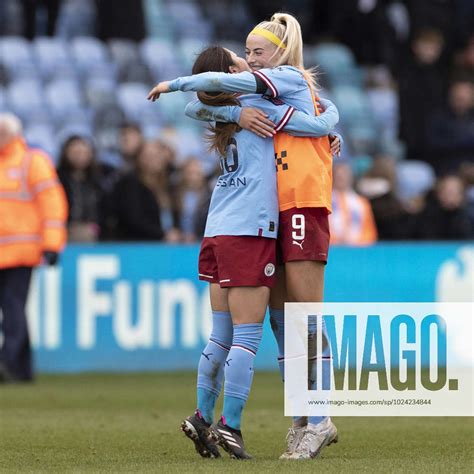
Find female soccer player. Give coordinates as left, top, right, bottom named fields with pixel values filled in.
left=162, top=45, right=339, bottom=460
left=148, top=13, right=338, bottom=460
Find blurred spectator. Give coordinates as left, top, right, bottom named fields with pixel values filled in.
left=326, top=0, right=399, bottom=66
left=21, top=0, right=60, bottom=39
left=55, top=0, right=97, bottom=38
left=416, top=175, right=472, bottom=239
left=330, top=162, right=378, bottom=246
left=175, top=158, right=211, bottom=242
left=452, top=34, right=474, bottom=82
left=427, top=80, right=474, bottom=174
left=357, top=157, right=410, bottom=239
left=57, top=135, right=108, bottom=242
left=405, top=0, right=455, bottom=43
left=96, top=0, right=145, bottom=41
left=0, top=113, right=67, bottom=382
left=118, top=123, right=144, bottom=172
left=111, top=141, right=179, bottom=241
left=459, top=162, right=474, bottom=231
left=399, top=28, right=448, bottom=161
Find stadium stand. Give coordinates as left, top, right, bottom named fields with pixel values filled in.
left=0, top=0, right=471, bottom=241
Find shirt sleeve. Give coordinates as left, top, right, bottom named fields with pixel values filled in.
left=283, top=98, right=339, bottom=136
left=252, top=67, right=308, bottom=98
left=169, top=71, right=258, bottom=94
left=184, top=99, right=242, bottom=123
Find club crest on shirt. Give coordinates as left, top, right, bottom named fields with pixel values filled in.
left=264, top=263, right=276, bottom=277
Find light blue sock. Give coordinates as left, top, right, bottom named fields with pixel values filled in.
left=308, top=316, right=330, bottom=426
left=196, top=310, right=233, bottom=423
left=223, top=323, right=263, bottom=430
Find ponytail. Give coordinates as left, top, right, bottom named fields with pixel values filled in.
left=197, top=91, right=241, bottom=156
left=252, top=12, right=317, bottom=90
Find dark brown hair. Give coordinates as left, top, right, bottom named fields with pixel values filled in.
left=192, top=46, right=241, bottom=156
left=57, top=135, right=99, bottom=181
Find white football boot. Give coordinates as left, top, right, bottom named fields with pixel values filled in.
left=279, top=425, right=307, bottom=460
left=285, top=417, right=338, bottom=460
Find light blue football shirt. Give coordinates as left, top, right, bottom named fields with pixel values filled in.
left=204, top=94, right=291, bottom=238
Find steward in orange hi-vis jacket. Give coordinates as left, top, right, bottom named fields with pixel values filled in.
left=0, top=137, right=68, bottom=268
left=0, top=113, right=67, bottom=382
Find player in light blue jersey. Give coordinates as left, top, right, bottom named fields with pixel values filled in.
left=150, top=13, right=339, bottom=461
left=168, top=46, right=339, bottom=460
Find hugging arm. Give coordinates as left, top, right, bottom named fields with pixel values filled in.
left=185, top=98, right=339, bottom=138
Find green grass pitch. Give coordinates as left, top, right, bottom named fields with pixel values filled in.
left=1, top=372, right=473, bottom=473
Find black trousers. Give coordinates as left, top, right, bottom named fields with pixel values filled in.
left=0, top=267, right=33, bottom=380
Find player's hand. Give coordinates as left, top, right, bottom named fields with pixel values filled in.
left=238, top=107, right=276, bottom=138
left=329, top=133, right=342, bottom=157
left=316, top=100, right=325, bottom=114
left=147, top=82, right=171, bottom=101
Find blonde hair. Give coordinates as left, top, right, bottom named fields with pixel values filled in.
left=252, top=13, right=317, bottom=90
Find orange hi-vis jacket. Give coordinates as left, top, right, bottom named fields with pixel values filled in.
left=330, top=190, right=378, bottom=246
left=273, top=86, right=333, bottom=212
left=0, top=138, right=68, bottom=269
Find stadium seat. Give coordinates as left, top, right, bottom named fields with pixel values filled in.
left=109, top=39, right=153, bottom=83
left=156, top=92, right=193, bottom=126
left=396, top=161, right=436, bottom=201
left=119, top=59, right=153, bottom=85
left=44, top=79, right=91, bottom=128
left=45, top=79, right=82, bottom=109
left=179, top=39, right=207, bottom=69
left=117, top=82, right=162, bottom=124
left=0, top=86, right=6, bottom=111
left=313, top=43, right=356, bottom=72
left=87, top=61, right=119, bottom=83
left=367, top=88, right=399, bottom=142
left=84, top=77, right=117, bottom=108
left=143, top=0, right=176, bottom=39
left=220, top=40, right=245, bottom=59
left=346, top=124, right=378, bottom=155
left=108, top=39, right=139, bottom=70
left=331, top=86, right=374, bottom=126
left=0, top=36, right=37, bottom=80
left=94, top=103, right=126, bottom=130
left=6, top=79, right=49, bottom=124
left=140, top=38, right=186, bottom=81
left=25, top=124, right=58, bottom=162
left=71, top=37, right=108, bottom=73
left=140, top=38, right=176, bottom=69
left=33, top=37, right=75, bottom=80
left=0, top=37, right=32, bottom=68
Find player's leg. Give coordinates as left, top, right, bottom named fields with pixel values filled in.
left=209, top=235, right=275, bottom=459
left=210, top=285, right=268, bottom=460
left=281, top=208, right=337, bottom=459
left=182, top=238, right=230, bottom=458
left=222, top=285, right=268, bottom=428
left=285, top=260, right=325, bottom=302
left=196, top=283, right=231, bottom=424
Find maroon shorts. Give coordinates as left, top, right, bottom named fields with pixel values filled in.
left=198, top=235, right=277, bottom=288
left=277, top=207, right=330, bottom=264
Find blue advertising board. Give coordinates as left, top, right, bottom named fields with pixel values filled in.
left=24, top=243, right=473, bottom=372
